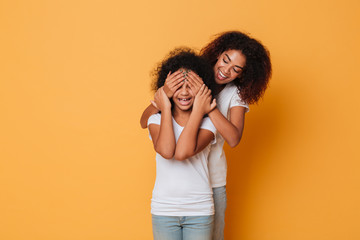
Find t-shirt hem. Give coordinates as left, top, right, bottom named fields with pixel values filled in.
left=211, top=182, right=226, bottom=188
left=151, top=212, right=215, bottom=216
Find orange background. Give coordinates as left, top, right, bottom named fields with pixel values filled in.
left=1, top=0, right=359, bottom=239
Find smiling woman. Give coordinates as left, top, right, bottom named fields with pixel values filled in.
left=140, top=31, right=272, bottom=240
left=213, top=49, right=247, bottom=85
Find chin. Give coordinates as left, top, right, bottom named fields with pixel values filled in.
left=215, top=78, right=227, bottom=85
left=216, top=77, right=235, bottom=85
left=181, top=106, right=192, bottom=111
left=175, top=104, right=192, bottom=111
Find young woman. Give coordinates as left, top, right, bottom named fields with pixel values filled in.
left=148, top=48, right=218, bottom=240
left=142, top=31, right=272, bottom=240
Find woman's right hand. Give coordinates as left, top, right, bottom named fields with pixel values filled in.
left=193, top=85, right=216, bottom=115
left=163, top=70, right=186, bottom=98
left=153, top=87, right=172, bottom=111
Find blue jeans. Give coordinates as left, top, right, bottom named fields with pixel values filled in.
left=152, top=215, right=214, bottom=240
left=212, top=186, right=227, bottom=240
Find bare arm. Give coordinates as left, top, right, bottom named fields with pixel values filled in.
left=148, top=89, right=175, bottom=159
left=174, top=112, right=214, bottom=161
left=140, top=104, right=159, bottom=129
left=140, top=70, right=185, bottom=129
left=208, top=106, right=246, bottom=148
left=174, top=85, right=216, bottom=160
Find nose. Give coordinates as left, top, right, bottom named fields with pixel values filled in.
left=223, top=64, right=231, bottom=74
left=179, top=81, right=190, bottom=94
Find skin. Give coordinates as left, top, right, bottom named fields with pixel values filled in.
left=213, top=49, right=246, bottom=85
left=148, top=82, right=216, bottom=161
left=208, top=49, right=247, bottom=147
left=141, top=49, right=247, bottom=148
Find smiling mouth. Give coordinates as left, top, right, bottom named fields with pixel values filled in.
left=218, top=70, right=228, bottom=79
left=178, top=98, right=192, bottom=106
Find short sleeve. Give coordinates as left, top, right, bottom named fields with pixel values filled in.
left=200, top=117, right=217, bottom=145
left=230, top=92, right=250, bottom=113
left=147, top=113, right=161, bottom=140
left=147, top=113, right=161, bottom=126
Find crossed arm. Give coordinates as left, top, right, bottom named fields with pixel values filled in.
left=148, top=86, right=215, bottom=160
left=141, top=71, right=246, bottom=148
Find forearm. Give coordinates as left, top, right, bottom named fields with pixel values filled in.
left=174, top=111, right=203, bottom=160
left=154, top=109, right=176, bottom=158
left=140, top=104, right=159, bottom=129
left=208, top=108, right=244, bottom=148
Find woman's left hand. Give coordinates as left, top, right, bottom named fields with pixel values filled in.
left=186, top=71, right=204, bottom=96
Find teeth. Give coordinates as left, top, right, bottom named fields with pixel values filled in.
left=219, top=70, right=227, bottom=78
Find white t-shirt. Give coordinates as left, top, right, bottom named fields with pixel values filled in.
left=208, top=83, right=249, bottom=188
left=148, top=113, right=217, bottom=216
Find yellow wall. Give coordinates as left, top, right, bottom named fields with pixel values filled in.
left=1, top=0, right=359, bottom=239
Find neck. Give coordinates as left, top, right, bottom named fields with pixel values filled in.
left=172, top=106, right=192, bottom=126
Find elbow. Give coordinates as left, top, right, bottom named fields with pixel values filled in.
left=174, top=152, right=190, bottom=161
left=227, top=134, right=242, bottom=148
left=158, top=151, right=174, bottom=159
left=228, top=140, right=240, bottom=148
left=155, top=147, right=174, bottom=159
left=140, top=120, right=147, bottom=129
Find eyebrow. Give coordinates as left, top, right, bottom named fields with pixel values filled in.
left=225, top=53, right=244, bottom=69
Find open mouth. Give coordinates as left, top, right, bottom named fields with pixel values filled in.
left=217, top=70, right=228, bottom=80
left=178, top=98, right=192, bottom=106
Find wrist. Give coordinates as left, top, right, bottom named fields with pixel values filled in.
left=208, top=108, right=218, bottom=117
left=191, top=109, right=205, bottom=118
left=161, top=106, right=172, bottom=113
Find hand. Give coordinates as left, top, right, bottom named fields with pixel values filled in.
left=193, top=85, right=216, bottom=115
left=153, top=87, right=172, bottom=111
left=150, top=100, right=159, bottom=110
left=163, top=70, right=186, bottom=98
left=186, top=71, right=204, bottom=96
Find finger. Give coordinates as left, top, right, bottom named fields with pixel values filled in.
left=188, top=87, right=195, bottom=97
left=210, top=99, right=217, bottom=110
left=205, top=87, right=212, bottom=97
left=168, top=75, right=185, bottom=89
left=186, top=77, right=196, bottom=90
left=150, top=100, right=159, bottom=110
left=186, top=73, right=201, bottom=87
left=167, top=70, right=183, bottom=82
left=198, top=84, right=205, bottom=95
left=172, top=78, right=185, bottom=90
left=169, top=75, right=186, bottom=88
left=188, top=71, right=204, bottom=85
left=186, top=75, right=199, bottom=89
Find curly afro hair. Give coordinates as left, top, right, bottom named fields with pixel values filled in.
left=152, top=47, right=216, bottom=95
left=200, top=31, right=272, bottom=104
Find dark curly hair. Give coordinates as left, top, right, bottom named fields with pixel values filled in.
left=200, top=31, right=272, bottom=104
left=152, top=47, right=216, bottom=95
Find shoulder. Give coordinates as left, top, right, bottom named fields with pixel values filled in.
left=227, top=84, right=250, bottom=112
left=223, top=82, right=238, bottom=95
left=147, top=113, right=162, bottom=126
left=216, top=83, right=238, bottom=103
left=200, top=117, right=216, bottom=135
